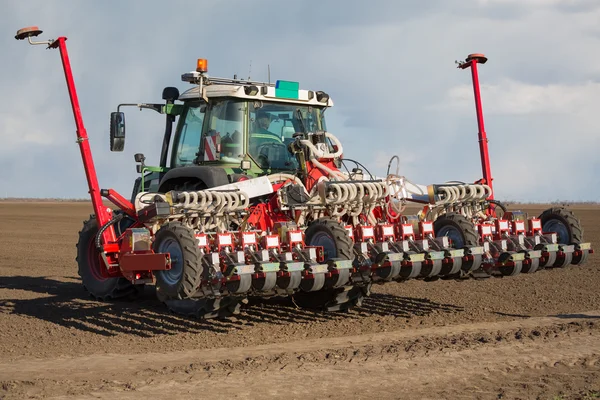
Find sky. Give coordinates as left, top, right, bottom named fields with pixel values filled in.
left=1, top=0, right=599, bottom=202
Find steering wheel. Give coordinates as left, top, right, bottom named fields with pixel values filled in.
left=256, top=142, right=291, bottom=169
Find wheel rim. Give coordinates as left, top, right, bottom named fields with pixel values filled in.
left=437, top=225, right=465, bottom=248
left=87, top=238, right=107, bottom=282
left=310, top=231, right=337, bottom=260
left=156, top=237, right=184, bottom=285
left=543, top=219, right=570, bottom=244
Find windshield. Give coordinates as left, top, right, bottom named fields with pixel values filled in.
left=249, top=102, right=326, bottom=170
left=173, top=99, right=328, bottom=171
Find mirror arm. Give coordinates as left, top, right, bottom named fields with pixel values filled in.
left=117, top=103, right=163, bottom=114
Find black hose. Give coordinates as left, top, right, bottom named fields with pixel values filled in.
left=339, top=159, right=355, bottom=179
left=342, top=158, right=375, bottom=180
left=487, top=199, right=508, bottom=214
left=95, top=213, right=124, bottom=250
left=386, top=155, right=400, bottom=176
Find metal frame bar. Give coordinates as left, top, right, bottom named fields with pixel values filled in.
left=458, top=56, right=494, bottom=200
left=102, top=189, right=137, bottom=218
left=204, top=76, right=275, bottom=87
left=140, top=166, right=167, bottom=191
left=49, top=37, right=118, bottom=243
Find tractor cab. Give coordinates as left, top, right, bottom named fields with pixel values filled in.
left=111, top=58, right=333, bottom=197
left=171, top=93, right=328, bottom=172
left=173, top=65, right=332, bottom=174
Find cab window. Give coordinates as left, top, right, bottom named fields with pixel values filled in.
left=172, top=102, right=205, bottom=167
left=248, top=102, right=327, bottom=171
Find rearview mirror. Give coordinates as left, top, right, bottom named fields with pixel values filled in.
left=162, top=87, right=180, bottom=103
left=110, top=112, right=126, bottom=151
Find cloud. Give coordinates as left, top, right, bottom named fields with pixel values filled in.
left=1, top=0, right=599, bottom=202
left=437, top=78, right=600, bottom=201
left=444, top=79, right=600, bottom=116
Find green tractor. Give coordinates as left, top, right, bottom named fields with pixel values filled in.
left=112, top=58, right=332, bottom=201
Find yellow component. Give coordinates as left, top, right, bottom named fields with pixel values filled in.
left=196, top=58, right=208, bottom=73
left=165, top=191, right=175, bottom=206
left=427, top=185, right=436, bottom=204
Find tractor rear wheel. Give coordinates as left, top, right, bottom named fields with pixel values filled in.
left=293, top=218, right=365, bottom=312
left=76, top=216, right=141, bottom=300
left=304, top=218, right=354, bottom=261
left=539, top=207, right=583, bottom=245
left=433, top=213, right=479, bottom=248
left=434, top=213, right=481, bottom=273
left=153, top=222, right=203, bottom=300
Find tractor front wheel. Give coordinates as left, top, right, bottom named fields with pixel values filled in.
left=76, top=216, right=141, bottom=300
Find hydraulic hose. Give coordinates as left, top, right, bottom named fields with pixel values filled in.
left=95, top=212, right=124, bottom=250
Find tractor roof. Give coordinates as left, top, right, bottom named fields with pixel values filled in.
left=179, top=76, right=333, bottom=107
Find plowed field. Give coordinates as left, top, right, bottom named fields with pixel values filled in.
left=1, top=202, right=598, bottom=399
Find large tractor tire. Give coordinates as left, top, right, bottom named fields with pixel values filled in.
left=152, top=221, right=203, bottom=300
left=152, top=222, right=243, bottom=319
left=76, top=216, right=141, bottom=300
left=305, top=218, right=354, bottom=261
left=539, top=207, right=586, bottom=266
left=433, top=213, right=479, bottom=248
left=292, top=218, right=367, bottom=312
left=433, top=213, right=481, bottom=273
left=539, top=207, right=583, bottom=245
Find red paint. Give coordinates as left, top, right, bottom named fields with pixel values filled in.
left=459, top=56, right=494, bottom=200
left=103, top=189, right=137, bottom=218
left=50, top=37, right=116, bottom=243
left=304, top=159, right=337, bottom=194
left=245, top=181, right=295, bottom=232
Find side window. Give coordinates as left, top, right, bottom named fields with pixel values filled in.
left=173, top=102, right=205, bottom=167
left=201, top=100, right=244, bottom=163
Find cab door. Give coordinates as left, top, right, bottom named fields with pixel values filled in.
left=170, top=101, right=207, bottom=167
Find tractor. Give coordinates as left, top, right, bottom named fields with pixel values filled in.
left=14, top=27, right=593, bottom=318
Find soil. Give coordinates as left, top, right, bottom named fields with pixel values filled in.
left=0, top=202, right=598, bottom=399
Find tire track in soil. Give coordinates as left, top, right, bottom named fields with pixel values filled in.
left=1, top=312, right=599, bottom=399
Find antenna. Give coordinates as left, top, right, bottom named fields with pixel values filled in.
left=268, top=64, right=271, bottom=85
left=14, top=26, right=53, bottom=46
left=248, top=60, right=252, bottom=80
